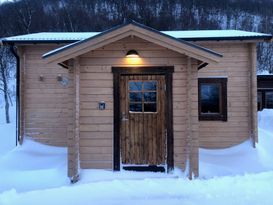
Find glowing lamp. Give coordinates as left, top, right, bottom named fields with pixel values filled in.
left=126, top=50, right=139, bottom=58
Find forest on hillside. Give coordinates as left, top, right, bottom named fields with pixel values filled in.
left=0, top=0, right=272, bottom=123
left=0, top=0, right=272, bottom=71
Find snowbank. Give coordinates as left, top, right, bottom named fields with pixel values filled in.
left=199, top=110, right=273, bottom=177
left=0, top=139, right=68, bottom=193
left=0, top=108, right=273, bottom=205
left=1, top=170, right=273, bottom=205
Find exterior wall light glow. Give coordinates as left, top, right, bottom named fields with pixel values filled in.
left=125, top=49, right=142, bottom=64
left=126, top=50, right=139, bottom=58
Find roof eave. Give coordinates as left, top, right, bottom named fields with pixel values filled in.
left=2, top=35, right=272, bottom=45
left=42, top=22, right=222, bottom=65
left=1, top=39, right=78, bottom=45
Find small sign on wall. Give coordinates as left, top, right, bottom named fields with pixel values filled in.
left=99, top=101, right=106, bottom=110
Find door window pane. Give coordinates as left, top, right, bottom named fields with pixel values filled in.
left=129, top=92, right=142, bottom=102
left=143, top=81, right=157, bottom=91
left=201, top=83, right=221, bottom=114
left=130, top=103, right=142, bottom=112
left=129, top=82, right=142, bottom=91
left=144, top=103, right=157, bottom=112
left=144, top=92, right=156, bottom=102
left=128, top=80, right=158, bottom=113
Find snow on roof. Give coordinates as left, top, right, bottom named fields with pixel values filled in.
left=162, top=30, right=272, bottom=39
left=2, top=32, right=100, bottom=42
left=2, top=30, right=272, bottom=42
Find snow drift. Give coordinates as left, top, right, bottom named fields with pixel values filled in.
left=0, top=109, right=273, bottom=205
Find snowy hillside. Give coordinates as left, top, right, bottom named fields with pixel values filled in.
left=0, top=108, right=273, bottom=204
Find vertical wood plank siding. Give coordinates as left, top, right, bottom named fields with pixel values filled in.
left=197, top=42, right=253, bottom=148
left=119, top=75, right=166, bottom=166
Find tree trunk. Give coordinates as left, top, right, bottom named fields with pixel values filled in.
left=1, top=66, right=10, bottom=124
left=4, top=91, right=10, bottom=124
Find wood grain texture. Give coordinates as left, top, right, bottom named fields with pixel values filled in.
left=120, top=75, right=166, bottom=165
left=44, top=23, right=221, bottom=64
left=197, top=42, right=253, bottom=148
left=67, top=57, right=80, bottom=178
left=79, top=38, right=183, bottom=171
left=21, top=45, right=71, bottom=147
left=20, top=37, right=255, bottom=176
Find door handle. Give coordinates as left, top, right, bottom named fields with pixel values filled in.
left=121, top=112, right=129, bottom=121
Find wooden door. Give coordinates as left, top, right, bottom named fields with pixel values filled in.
left=120, top=75, right=166, bottom=166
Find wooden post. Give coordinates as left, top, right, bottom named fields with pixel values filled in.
left=249, top=43, right=258, bottom=147
left=67, top=57, right=80, bottom=183
left=186, top=57, right=199, bottom=179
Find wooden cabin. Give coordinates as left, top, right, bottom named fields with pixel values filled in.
left=1, top=22, right=272, bottom=182
left=257, top=75, right=273, bottom=111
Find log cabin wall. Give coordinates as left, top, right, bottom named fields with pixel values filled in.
left=21, top=45, right=72, bottom=146
left=20, top=38, right=254, bottom=174
left=196, top=42, right=254, bottom=148
left=77, top=36, right=197, bottom=171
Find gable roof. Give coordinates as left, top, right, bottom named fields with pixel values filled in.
left=1, top=30, right=272, bottom=44
left=41, top=21, right=222, bottom=65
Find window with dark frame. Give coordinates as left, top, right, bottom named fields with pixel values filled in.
left=129, top=81, right=157, bottom=113
left=198, top=78, right=227, bottom=121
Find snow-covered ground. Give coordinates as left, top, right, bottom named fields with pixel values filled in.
left=0, top=103, right=16, bottom=156
left=0, top=106, right=273, bottom=205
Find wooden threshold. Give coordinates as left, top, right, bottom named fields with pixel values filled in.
left=122, top=165, right=165, bottom=172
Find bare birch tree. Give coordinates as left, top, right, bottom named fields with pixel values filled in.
left=0, top=47, right=13, bottom=124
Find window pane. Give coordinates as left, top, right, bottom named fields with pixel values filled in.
left=130, top=103, right=142, bottom=112
left=201, top=84, right=220, bottom=113
left=143, top=81, right=157, bottom=91
left=144, top=92, right=156, bottom=102
left=129, top=82, right=142, bottom=91
left=144, top=103, right=157, bottom=112
left=265, top=92, right=273, bottom=108
left=257, top=91, right=262, bottom=110
left=129, top=92, right=142, bottom=102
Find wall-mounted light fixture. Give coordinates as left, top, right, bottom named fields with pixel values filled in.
left=57, top=74, right=62, bottom=82
left=126, top=50, right=139, bottom=58
left=39, top=75, right=44, bottom=81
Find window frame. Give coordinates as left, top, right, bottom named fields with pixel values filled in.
left=128, top=80, right=158, bottom=113
left=198, top=78, right=227, bottom=121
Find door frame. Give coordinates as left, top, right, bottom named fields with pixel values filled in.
left=112, top=66, right=174, bottom=172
